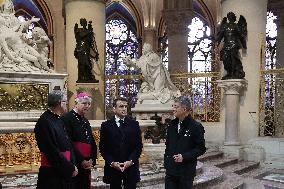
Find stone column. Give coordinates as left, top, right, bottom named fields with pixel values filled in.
left=220, top=0, right=267, bottom=143
left=217, top=79, right=247, bottom=157
left=65, top=0, right=106, bottom=119
left=144, top=28, right=157, bottom=52
left=163, top=0, right=193, bottom=73
left=217, top=79, right=247, bottom=145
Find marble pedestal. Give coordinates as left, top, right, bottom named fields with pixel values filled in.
left=217, top=79, right=247, bottom=157
left=131, top=100, right=173, bottom=122
left=143, top=143, right=166, bottom=162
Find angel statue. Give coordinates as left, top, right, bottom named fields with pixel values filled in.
left=217, top=12, right=247, bottom=80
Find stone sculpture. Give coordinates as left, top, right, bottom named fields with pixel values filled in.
left=74, top=18, right=99, bottom=83
left=0, top=0, right=52, bottom=72
left=217, top=12, right=247, bottom=80
left=124, top=43, right=181, bottom=104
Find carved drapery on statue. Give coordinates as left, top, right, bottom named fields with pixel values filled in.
left=217, top=12, right=247, bottom=80
left=74, top=18, right=99, bottom=83
left=123, top=43, right=181, bottom=104
left=0, top=0, right=52, bottom=73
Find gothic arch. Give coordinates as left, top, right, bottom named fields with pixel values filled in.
left=14, top=0, right=53, bottom=36
left=106, top=0, right=142, bottom=39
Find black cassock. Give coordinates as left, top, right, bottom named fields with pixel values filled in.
left=34, top=110, right=76, bottom=189
left=62, top=110, right=97, bottom=189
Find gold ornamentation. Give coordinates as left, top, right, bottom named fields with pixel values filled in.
left=0, top=83, right=49, bottom=111
left=259, top=69, right=284, bottom=137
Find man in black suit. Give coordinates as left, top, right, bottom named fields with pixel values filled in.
left=99, top=97, right=143, bottom=189
left=164, top=96, right=206, bottom=189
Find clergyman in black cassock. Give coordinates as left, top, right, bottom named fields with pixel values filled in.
left=34, top=90, right=78, bottom=189
left=62, top=92, right=97, bottom=189
left=99, top=97, right=143, bottom=189
left=164, top=96, right=206, bottom=189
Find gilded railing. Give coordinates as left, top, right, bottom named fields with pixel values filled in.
left=0, top=120, right=154, bottom=174
left=259, top=68, right=284, bottom=137
left=105, top=72, right=221, bottom=122
left=171, top=72, right=221, bottom=122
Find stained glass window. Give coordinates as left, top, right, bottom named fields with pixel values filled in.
left=260, top=11, right=278, bottom=136
left=105, top=18, right=139, bottom=115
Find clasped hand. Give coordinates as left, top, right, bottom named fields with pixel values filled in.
left=173, top=154, right=183, bottom=163
left=81, top=159, right=93, bottom=170
left=111, top=161, right=133, bottom=172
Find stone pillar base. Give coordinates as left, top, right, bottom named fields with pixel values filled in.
left=239, top=145, right=265, bottom=162
left=220, top=145, right=242, bottom=158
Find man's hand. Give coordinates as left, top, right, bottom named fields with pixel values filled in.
left=82, top=159, right=93, bottom=169
left=120, top=160, right=134, bottom=172
left=72, top=166, right=78, bottom=177
left=111, top=162, right=122, bottom=171
left=173, top=154, right=183, bottom=163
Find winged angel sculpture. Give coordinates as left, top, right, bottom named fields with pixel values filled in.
left=217, top=12, right=247, bottom=80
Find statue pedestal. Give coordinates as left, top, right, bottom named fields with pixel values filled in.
left=75, top=83, right=99, bottom=120
left=131, top=100, right=173, bottom=121
left=217, top=79, right=247, bottom=156
left=143, top=143, right=165, bottom=162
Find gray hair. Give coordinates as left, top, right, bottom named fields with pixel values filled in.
left=47, top=90, right=64, bottom=108
left=174, top=96, right=192, bottom=111
left=75, top=96, right=92, bottom=104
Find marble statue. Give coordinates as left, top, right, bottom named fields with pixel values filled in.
left=217, top=12, right=247, bottom=80
left=124, top=43, right=181, bottom=104
left=0, top=0, right=52, bottom=72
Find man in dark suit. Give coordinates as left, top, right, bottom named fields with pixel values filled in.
left=99, top=97, right=143, bottom=189
left=164, top=96, right=206, bottom=189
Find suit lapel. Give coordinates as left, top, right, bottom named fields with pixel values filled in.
left=109, top=117, right=122, bottom=135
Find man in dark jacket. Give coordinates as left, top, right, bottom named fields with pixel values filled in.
left=62, top=92, right=97, bottom=189
left=35, top=90, right=78, bottom=189
left=164, top=96, right=206, bottom=189
left=99, top=97, right=143, bottom=189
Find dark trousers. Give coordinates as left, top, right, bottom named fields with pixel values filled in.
left=109, top=172, right=137, bottom=189
left=74, top=168, right=91, bottom=189
left=37, top=167, right=74, bottom=189
left=165, top=174, right=194, bottom=189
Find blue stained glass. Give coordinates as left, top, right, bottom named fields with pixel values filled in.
left=105, top=18, right=139, bottom=111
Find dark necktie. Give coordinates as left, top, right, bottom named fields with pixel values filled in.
left=119, top=119, right=124, bottom=127
left=118, top=119, right=125, bottom=138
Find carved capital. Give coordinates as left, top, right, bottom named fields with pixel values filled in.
left=65, top=0, right=107, bottom=5
left=216, top=79, right=247, bottom=95
left=163, top=9, right=193, bottom=35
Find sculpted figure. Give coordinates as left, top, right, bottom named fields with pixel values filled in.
left=124, top=43, right=180, bottom=104
left=74, top=18, right=99, bottom=83
left=31, top=27, right=53, bottom=66
left=217, top=12, right=247, bottom=80
left=0, top=1, right=52, bottom=72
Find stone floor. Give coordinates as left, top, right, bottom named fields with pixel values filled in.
left=2, top=151, right=284, bottom=189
